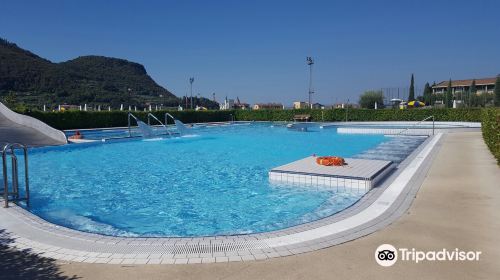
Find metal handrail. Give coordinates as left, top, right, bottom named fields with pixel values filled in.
left=397, top=115, right=435, bottom=135
left=147, top=113, right=172, bottom=137
left=2, top=143, right=29, bottom=208
left=127, top=112, right=139, bottom=137
left=166, top=113, right=191, bottom=136
left=164, top=113, right=176, bottom=126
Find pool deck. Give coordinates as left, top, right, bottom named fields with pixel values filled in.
left=54, top=131, right=500, bottom=279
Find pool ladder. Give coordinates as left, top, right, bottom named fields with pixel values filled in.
left=127, top=112, right=177, bottom=137
left=127, top=112, right=139, bottom=137
left=1, top=143, right=30, bottom=208
left=397, top=115, right=435, bottom=135
left=148, top=113, right=172, bottom=137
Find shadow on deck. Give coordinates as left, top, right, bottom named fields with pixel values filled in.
left=0, top=229, right=80, bottom=280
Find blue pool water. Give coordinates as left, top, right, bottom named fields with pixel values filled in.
left=24, top=123, right=388, bottom=237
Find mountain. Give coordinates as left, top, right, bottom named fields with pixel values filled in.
left=0, top=38, right=218, bottom=109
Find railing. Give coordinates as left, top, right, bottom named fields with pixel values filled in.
left=165, top=113, right=192, bottom=136
left=164, top=113, right=176, bottom=126
left=397, top=115, right=435, bottom=135
left=2, top=143, right=30, bottom=208
left=127, top=112, right=139, bottom=137
left=147, top=113, right=172, bottom=137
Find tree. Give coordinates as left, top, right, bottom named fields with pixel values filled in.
left=422, top=82, right=432, bottom=105
left=409, top=74, right=415, bottom=101
left=4, top=91, right=17, bottom=107
left=469, top=79, right=477, bottom=107
left=359, top=90, right=385, bottom=109
left=445, top=79, right=453, bottom=108
left=495, top=75, right=500, bottom=106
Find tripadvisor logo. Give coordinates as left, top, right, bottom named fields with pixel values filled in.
left=375, top=244, right=397, bottom=267
left=375, top=244, right=481, bottom=267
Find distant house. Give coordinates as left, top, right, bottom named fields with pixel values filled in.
left=234, top=103, right=250, bottom=109
left=332, top=103, right=358, bottom=109
left=311, top=103, right=324, bottom=109
left=220, top=96, right=249, bottom=110
left=432, top=77, right=496, bottom=95
left=219, top=98, right=234, bottom=110
left=293, top=101, right=309, bottom=109
left=252, top=103, right=284, bottom=110
left=293, top=101, right=323, bottom=109
left=234, top=97, right=249, bottom=109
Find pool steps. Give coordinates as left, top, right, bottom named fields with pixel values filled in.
left=269, top=157, right=394, bottom=194
left=352, top=136, right=427, bottom=163
left=269, top=136, right=427, bottom=192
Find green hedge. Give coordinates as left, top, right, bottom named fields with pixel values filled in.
left=481, top=108, right=500, bottom=165
left=17, top=107, right=500, bottom=164
left=233, top=108, right=483, bottom=122
left=21, top=108, right=484, bottom=130
left=24, top=110, right=235, bottom=130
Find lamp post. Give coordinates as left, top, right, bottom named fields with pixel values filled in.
left=127, top=88, right=132, bottom=109
left=306, top=57, right=314, bottom=109
left=345, top=98, right=349, bottom=122
left=189, top=77, right=194, bottom=109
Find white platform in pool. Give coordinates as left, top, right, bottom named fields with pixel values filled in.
left=269, top=156, right=394, bottom=193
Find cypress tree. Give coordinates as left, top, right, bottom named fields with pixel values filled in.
left=495, top=75, right=500, bottom=106
left=409, top=74, right=415, bottom=101
left=470, top=79, right=477, bottom=107
left=446, top=79, right=453, bottom=108
left=423, top=82, right=431, bottom=105
left=470, top=79, right=477, bottom=93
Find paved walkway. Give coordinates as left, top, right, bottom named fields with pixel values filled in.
left=56, top=132, right=500, bottom=279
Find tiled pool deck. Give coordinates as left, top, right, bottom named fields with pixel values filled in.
left=0, top=131, right=444, bottom=264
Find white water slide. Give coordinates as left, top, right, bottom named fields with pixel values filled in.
left=0, top=102, right=67, bottom=146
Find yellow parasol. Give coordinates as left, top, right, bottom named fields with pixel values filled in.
left=407, top=101, right=425, bottom=107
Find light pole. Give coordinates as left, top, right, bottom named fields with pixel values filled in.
left=189, top=77, right=194, bottom=109
left=345, top=98, right=349, bottom=122
left=127, top=88, right=132, bottom=109
left=306, top=57, right=314, bottom=108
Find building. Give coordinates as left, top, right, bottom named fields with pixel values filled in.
left=219, top=96, right=250, bottom=110
left=293, top=101, right=309, bottom=109
left=432, top=77, right=496, bottom=96
left=234, top=97, right=249, bottom=109
left=234, top=103, right=250, bottom=110
left=293, top=101, right=323, bottom=109
left=252, top=103, right=284, bottom=110
left=219, top=97, right=234, bottom=110
left=332, top=103, right=359, bottom=109
left=311, top=103, right=324, bottom=109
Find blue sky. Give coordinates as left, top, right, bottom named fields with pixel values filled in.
left=1, top=0, right=499, bottom=105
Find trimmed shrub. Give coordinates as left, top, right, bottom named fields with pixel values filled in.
left=20, top=108, right=483, bottom=130
left=24, top=110, right=235, bottom=130
left=481, top=108, right=500, bottom=165
left=16, top=107, right=500, bottom=165
left=234, top=108, right=483, bottom=122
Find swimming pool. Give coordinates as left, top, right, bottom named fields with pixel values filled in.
left=24, top=123, right=388, bottom=237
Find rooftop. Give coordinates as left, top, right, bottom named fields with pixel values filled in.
left=432, top=77, right=497, bottom=88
